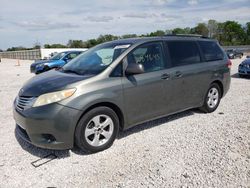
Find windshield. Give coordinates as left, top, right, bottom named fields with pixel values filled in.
left=62, top=43, right=130, bottom=75
left=50, top=52, right=66, bottom=60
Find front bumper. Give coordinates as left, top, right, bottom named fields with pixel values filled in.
left=13, top=100, right=82, bottom=150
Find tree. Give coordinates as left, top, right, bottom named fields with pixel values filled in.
left=7, top=46, right=27, bottom=51
left=222, top=21, right=245, bottom=45
left=96, top=34, right=119, bottom=44
left=148, top=30, right=165, bottom=36
left=172, top=27, right=191, bottom=34
left=44, top=44, right=67, bottom=48
left=33, top=41, right=41, bottom=49
left=122, top=34, right=137, bottom=39
left=67, top=40, right=85, bottom=48
left=193, top=23, right=209, bottom=37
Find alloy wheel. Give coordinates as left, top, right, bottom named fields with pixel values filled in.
left=207, top=87, right=219, bottom=109
left=84, top=115, right=114, bottom=147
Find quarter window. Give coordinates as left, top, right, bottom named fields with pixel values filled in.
left=167, top=41, right=201, bottom=66
left=198, top=41, right=224, bottom=61
left=127, top=42, right=165, bottom=73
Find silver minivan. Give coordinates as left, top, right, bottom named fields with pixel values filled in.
left=13, top=36, right=231, bottom=153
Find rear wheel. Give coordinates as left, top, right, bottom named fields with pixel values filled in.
left=200, top=83, right=221, bottom=113
left=75, top=107, right=119, bottom=153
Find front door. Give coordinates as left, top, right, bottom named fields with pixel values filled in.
left=122, top=42, right=172, bottom=126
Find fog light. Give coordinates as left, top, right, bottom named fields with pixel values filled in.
left=42, top=134, right=56, bottom=143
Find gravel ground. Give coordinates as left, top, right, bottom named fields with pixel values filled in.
left=0, top=58, right=249, bottom=188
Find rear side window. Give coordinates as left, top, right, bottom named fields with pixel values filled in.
left=198, top=41, right=224, bottom=61
left=167, top=41, right=201, bottom=66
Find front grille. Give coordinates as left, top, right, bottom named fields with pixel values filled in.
left=16, top=96, right=35, bottom=111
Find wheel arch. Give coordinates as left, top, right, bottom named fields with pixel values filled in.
left=211, top=80, right=224, bottom=97
left=76, top=102, right=125, bottom=132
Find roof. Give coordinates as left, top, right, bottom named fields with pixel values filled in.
left=108, top=35, right=216, bottom=45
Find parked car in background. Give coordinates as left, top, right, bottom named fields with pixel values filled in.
left=30, top=51, right=84, bottom=74
left=226, top=49, right=243, bottom=59
left=238, top=58, right=250, bottom=77
left=14, top=36, right=231, bottom=153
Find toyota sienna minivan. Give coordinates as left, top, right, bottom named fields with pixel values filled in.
left=13, top=35, right=231, bottom=153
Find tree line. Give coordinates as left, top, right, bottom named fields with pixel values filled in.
left=4, top=20, right=250, bottom=51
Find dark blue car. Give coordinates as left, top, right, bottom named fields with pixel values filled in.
left=238, top=58, right=250, bottom=77
left=30, top=51, right=83, bottom=74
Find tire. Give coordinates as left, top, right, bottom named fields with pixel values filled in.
left=43, top=65, right=50, bottom=72
left=75, top=107, right=119, bottom=153
left=200, top=83, right=221, bottom=113
left=239, top=74, right=244, bottom=78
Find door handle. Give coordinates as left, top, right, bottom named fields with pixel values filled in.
left=161, top=73, right=170, bottom=80
left=174, top=71, right=182, bottom=78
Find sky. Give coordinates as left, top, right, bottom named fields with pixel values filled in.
left=0, top=0, right=250, bottom=50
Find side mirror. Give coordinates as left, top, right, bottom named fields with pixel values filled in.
left=125, top=63, right=144, bottom=75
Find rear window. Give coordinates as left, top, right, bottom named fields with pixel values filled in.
left=198, top=41, right=224, bottom=61
left=167, top=41, right=201, bottom=66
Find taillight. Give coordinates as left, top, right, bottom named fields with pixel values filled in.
left=227, top=59, right=232, bottom=68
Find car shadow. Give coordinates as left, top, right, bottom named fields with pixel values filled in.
left=15, top=109, right=200, bottom=156
left=14, top=127, right=70, bottom=159
left=118, top=109, right=195, bottom=139
left=231, top=73, right=250, bottom=79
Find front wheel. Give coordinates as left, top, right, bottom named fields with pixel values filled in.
left=200, top=83, right=221, bottom=113
left=75, top=107, right=119, bottom=153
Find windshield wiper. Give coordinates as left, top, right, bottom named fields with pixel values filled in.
left=61, top=68, right=81, bottom=75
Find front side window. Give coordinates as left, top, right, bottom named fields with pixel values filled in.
left=62, top=43, right=130, bottom=75
left=199, top=41, right=224, bottom=61
left=167, top=41, right=201, bottom=66
left=127, top=42, right=165, bottom=73
left=50, top=52, right=66, bottom=60
left=66, top=52, right=79, bottom=60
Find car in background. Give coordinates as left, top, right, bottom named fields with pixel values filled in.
left=30, top=51, right=83, bottom=74
left=238, top=58, right=250, bottom=77
left=226, top=49, right=243, bottom=59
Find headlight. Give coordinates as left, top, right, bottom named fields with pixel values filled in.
left=33, top=88, right=76, bottom=107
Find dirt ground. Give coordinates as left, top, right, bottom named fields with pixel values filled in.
left=0, top=57, right=249, bottom=187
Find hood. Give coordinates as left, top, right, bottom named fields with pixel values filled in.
left=31, top=59, right=54, bottom=66
left=19, top=70, right=93, bottom=97
left=241, top=59, right=250, bottom=65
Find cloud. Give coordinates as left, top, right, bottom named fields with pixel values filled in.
left=148, top=0, right=176, bottom=5
left=14, top=21, right=80, bottom=31
left=86, top=16, right=114, bottom=22
left=0, top=0, right=250, bottom=50
left=124, top=13, right=158, bottom=19
left=188, top=0, right=199, bottom=5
